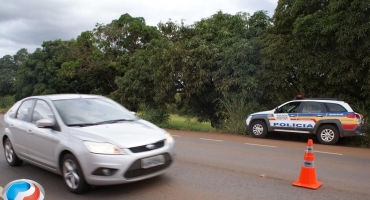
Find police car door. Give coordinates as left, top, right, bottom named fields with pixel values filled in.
left=272, top=101, right=302, bottom=132
left=296, top=101, right=325, bottom=133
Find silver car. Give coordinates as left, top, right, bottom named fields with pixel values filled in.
left=1, top=94, right=175, bottom=193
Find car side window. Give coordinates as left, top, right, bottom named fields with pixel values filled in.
left=325, top=103, right=347, bottom=112
left=16, top=100, right=35, bottom=122
left=276, top=102, right=301, bottom=113
left=301, top=102, right=324, bottom=113
left=6, top=101, right=22, bottom=118
left=32, top=100, right=54, bottom=124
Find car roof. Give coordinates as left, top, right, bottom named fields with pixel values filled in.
left=291, top=99, right=347, bottom=104
left=27, top=94, right=104, bottom=101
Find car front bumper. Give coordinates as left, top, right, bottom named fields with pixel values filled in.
left=78, top=142, right=175, bottom=186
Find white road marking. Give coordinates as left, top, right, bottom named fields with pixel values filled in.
left=199, top=138, right=223, bottom=142
left=0, top=186, right=3, bottom=195
left=314, top=151, right=343, bottom=155
left=172, top=135, right=181, bottom=137
left=245, top=143, right=276, bottom=148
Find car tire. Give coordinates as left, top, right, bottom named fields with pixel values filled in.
left=317, top=125, right=339, bottom=145
left=62, top=154, right=90, bottom=194
left=249, top=120, right=268, bottom=138
left=3, top=138, right=23, bottom=166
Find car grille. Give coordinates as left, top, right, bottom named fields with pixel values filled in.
left=129, top=140, right=165, bottom=153
left=124, top=153, right=172, bottom=179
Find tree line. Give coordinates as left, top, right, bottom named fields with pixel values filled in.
left=1, top=0, right=369, bottom=135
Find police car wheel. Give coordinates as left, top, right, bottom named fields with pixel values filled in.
left=317, top=125, right=339, bottom=145
left=250, top=121, right=268, bottom=138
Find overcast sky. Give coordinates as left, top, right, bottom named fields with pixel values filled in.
left=0, top=0, right=278, bottom=57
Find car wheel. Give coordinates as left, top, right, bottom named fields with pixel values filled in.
left=62, top=154, right=90, bottom=194
left=249, top=120, right=268, bottom=138
left=317, top=125, right=339, bottom=145
left=3, top=138, right=23, bottom=166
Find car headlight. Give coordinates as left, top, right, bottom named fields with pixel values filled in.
left=83, top=141, right=125, bottom=155
left=166, top=133, right=174, bottom=143
left=246, top=115, right=252, bottom=125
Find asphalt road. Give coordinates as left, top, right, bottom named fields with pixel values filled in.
left=1, top=115, right=370, bottom=200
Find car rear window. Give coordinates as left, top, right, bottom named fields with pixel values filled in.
left=325, top=103, right=347, bottom=112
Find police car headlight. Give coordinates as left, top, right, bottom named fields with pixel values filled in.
left=246, top=115, right=252, bottom=125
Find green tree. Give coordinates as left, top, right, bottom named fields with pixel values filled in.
left=0, top=49, right=29, bottom=96
left=172, top=11, right=272, bottom=127
left=261, top=0, right=370, bottom=105
left=61, top=31, right=116, bottom=95
left=14, top=40, right=72, bottom=100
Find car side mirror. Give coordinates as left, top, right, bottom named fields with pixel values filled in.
left=36, top=119, right=55, bottom=128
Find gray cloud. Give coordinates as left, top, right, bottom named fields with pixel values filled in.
left=0, top=0, right=277, bottom=57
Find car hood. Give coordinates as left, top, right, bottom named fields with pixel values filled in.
left=251, top=110, right=274, bottom=116
left=68, top=119, right=167, bottom=148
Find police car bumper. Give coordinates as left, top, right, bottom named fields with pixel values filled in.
left=342, top=125, right=366, bottom=137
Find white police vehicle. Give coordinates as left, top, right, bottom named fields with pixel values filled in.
left=245, top=96, right=365, bottom=145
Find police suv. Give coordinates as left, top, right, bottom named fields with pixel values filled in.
left=245, top=97, right=366, bottom=145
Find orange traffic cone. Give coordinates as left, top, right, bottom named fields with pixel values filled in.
left=292, top=139, right=323, bottom=189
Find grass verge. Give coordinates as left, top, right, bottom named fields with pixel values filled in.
left=159, top=114, right=216, bottom=132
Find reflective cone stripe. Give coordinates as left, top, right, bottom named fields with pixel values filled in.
left=306, top=145, right=313, bottom=153
left=303, top=160, right=314, bottom=168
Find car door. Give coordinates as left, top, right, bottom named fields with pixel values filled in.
left=271, top=101, right=302, bottom=132
left=296, top=101, right=326, bottom=133
left=10, top=99, right=36, bottom=159
left=27, top=99, right=60, bottom=169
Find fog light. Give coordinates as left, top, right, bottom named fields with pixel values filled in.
left=102, top=169, right=110, bottom=176
left=92, top=168, right=118, bottom=176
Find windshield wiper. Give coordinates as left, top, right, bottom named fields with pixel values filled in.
left=68, top=123, right=99, bottom=127
left=68, top=119, right=135, bottom=127
left=94, top=119, right=135, bottom=125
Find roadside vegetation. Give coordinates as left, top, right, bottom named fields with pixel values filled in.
left=0, top=0, right=369, bottom=147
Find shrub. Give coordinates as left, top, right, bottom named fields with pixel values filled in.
left=217, top=95, right=260, bottom=134
left=138, top=103, right=169, bottom=124
left=0, top=95, right=15, bottom=113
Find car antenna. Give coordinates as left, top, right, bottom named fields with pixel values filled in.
left=68, top=84, right=82, bottom=98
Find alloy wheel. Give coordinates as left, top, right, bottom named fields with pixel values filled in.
left=320, top=129, right=335, bottom=142
left=5, top=141, right=14, bottom=163
left=252, top=124, right=264, bottom=135
left=63, top=159, right=80, bottom=189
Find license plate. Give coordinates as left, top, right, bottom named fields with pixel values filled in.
left=141, top=155, right=165, bottom=169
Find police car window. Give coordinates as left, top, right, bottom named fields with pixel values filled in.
left=32, top=100, right=54, bottom=124
left=16, top=99, right=35, bottom=122
left=277, top=102, right=301, bottom=113
left=325, top=103, right=347, bottom=112
left=301, top=102, right=323, bottom=113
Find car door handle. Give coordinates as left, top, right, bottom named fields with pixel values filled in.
left=10, top=124, right=14, bottom=127
left=27, top=130, right=33, bottom=134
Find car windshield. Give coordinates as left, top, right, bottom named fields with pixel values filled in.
left=53, top=98, right=137, bottom=126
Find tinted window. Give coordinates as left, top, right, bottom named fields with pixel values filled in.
left=32, top=100, right=54, bottom=124
left=16, top=100, right=35, bottom=121
left=325, top=103, right=347, bottom=112
left=276, top=102, right=301, bottom=113
left=301, top=102, right=324, bottom=113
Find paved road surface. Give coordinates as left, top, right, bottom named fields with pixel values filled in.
left=1, top=115, right=369, bottom=200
